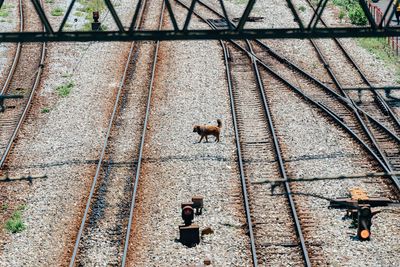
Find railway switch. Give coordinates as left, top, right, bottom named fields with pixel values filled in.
left=0, top=94, right=23, bottom=113
left=192, top=196, right=203, bottom=215
left=92, top=11, right=101, bottom=31
left=179, top=203, right=199, bottom=247
left=329, top=188, right=394, bottom=241
left=179, top=224, right=200, bottom=247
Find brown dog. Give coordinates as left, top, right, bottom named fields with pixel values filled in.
left=193, top=119, right=222, bottom=143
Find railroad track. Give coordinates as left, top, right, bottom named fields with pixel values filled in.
left=173, top=1, right=310, bottom=265
left=176, top=0, right=400, bottom=265
left=223, top=38, right=311, bottom=266
left=185, top=0, right=400, bottom=193
left=0, top=0, right=46, bottom=171
left=302, top=0, right=400, bottom=133
left=68, top=0, right=163, bottom=265
left=248, top=40, right=400, bottom=189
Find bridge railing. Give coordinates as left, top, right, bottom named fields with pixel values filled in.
left=369, top=2, right=399, bottom=55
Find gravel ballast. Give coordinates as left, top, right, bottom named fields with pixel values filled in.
left=0, top=0, right=138, bottom=265
left=0, top=0, right=399, bottom=266
left=127, top=4, right=251, bottom=266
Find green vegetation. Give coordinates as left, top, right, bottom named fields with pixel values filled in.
left=338, top=10, right=345, bottom=23
left=64, top=23, right=72, bottom=29
left=41, top=107, right=50, bottom=113
left=332, top=0, right=367, bottom=25
left=45, top=0, right=55, bottom=3
left=51, top=7, right=65, bottom=16
left=56, top=81, right=74, bottom=97
left=5, top=211, right=26, bottom=233
left=17, top=204, right=26, bottom=211
left=234, top=0, right=248, bottom=4
left=76, top=0, right=106, bottom=31
left=299, top=6, right=306, bottom=13
left=357, top=38, right=400, bottom=81
left=0, top=4, right=13, bottom=18
left=74, top=11, right=85, bottom=17
left=1, top=203, right=9, bottom=211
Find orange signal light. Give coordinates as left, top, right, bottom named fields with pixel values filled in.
left=360, top=229, right=370, bottom=239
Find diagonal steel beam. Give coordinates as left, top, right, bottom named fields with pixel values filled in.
left=104, top=0, right=125, bottom=32
left=384, top=0, right=397, bottom=28
left=378, top=1, right=391, bottom=27
left=164, top=0, right=179, bottom=31
left=58, top=0, right=77, bottom=32
left=31, top=0, right=54, bottom=34
left=236, top=0, right=256, bottom=31
left=183, top=0, right=198, bottom=31
left=359, top=0, right=377, bottom=29
left=308, top=0, right=329, bottom=30
left=286, top=0, right=304, bottom=29
left=219, top=0, right=232, bottom=30
left=0, top=0, right=4, bottom=10
left=129, top=0, right=144, bottom=31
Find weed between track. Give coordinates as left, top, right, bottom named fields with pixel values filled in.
left=5, top=205, right=27, bottom=234
left=56, top=81, right=74, bottom=97
left=51, top=7, right=65, bottom=17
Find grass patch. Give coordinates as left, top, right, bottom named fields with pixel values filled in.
left=298, top=6, right=306, bottom=13
left=5, top=211, right=26, bottom=233
left=234, top=0, right=248, bottom=4
left=45, top=0, right=55, bottom=3
left=74, top=11, right=85, bottom=17
left=17, top=204, right=26, bottom=211
left=357, top=38, right=400, bottom=81
left=56, top=81, right=74, bottom=97
left=332, top=0, right=367, bottom=25
left=1, top=203, right=8, bottom=211
left=41, top=107, right=50, bottom=113
left=51, top=7, right=64, bottom=16
left=0, top=4, right=11, bottom=18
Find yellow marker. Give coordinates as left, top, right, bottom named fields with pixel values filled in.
left=350, top=188, right=369, bottom=200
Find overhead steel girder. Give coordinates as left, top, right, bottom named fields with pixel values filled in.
left=2, top=28, right=400, bottom=42
left=1, top=0, right=400, bottom=42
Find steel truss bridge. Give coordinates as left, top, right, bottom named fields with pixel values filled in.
left=0, top=0, right=400, bottom=42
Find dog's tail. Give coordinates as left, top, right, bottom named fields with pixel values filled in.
left=217, top=119, right=222, bottom=128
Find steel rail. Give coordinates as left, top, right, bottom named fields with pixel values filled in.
left=220, top=39, right=258, bottom=267
left=177, top=0, right=309, bottom=264
left=68, top=0, right=149, bottom=265
left=301, top=0, right=400, bottom=190
left=172, top=1, right=258, bottom=264
left=174, top=2, right=395, bottom=266
left=230, top=40, right=396, bottom=187
left=251, top=41, right=400, bottom=174
left=245, top=39, right=311, bottom=266
left=253, top=40, right=400, bottom=145
left=195, top=0, right=400, bottom=144
left=303, top=0, right=400, bottom=130
left=0, top=0, right=22, bottom=95
left=0, top=0, right=46, bottom=169
left=190, top=0, right=400, bottom=192
left=121, top=1, right=165, bottom=264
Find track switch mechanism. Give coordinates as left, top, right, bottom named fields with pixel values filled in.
left=329, top=188, right=395, bottom=241
left=178, top=196, right=205, bottom=247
